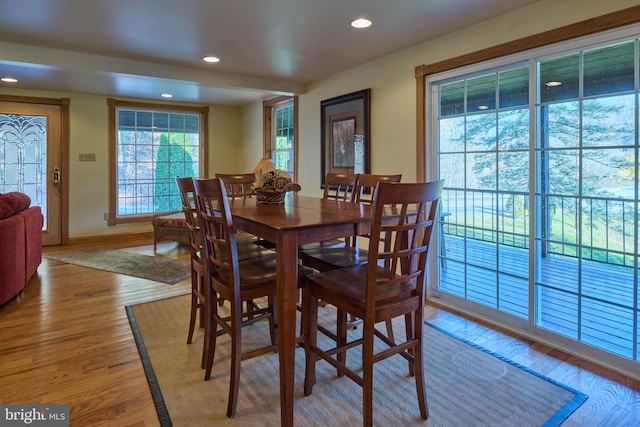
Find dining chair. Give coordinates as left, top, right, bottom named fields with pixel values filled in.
left=216, top=172, right=278, bottom=250
left=302, top=180, right=443, bottom=426
left=175, top=177, right=207, bottom=368
left=354, top=173, right=402, bottom=204
left=215, top=173, right=257, bottom=199
left=300, top=174, right=402, bottom=270
left=322, top=172, right=359, bottom=202
left=176, top=177, right=272, bottom=367
left=299, top=174, right=402, bottom=337
left=298, top=172, right=360, bottom=252
left=193, top=177, right=313, bottom=418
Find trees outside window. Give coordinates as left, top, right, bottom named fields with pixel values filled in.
left=263, top=97, right=297, bottom=180
left=431, top=35, right=639, bottom=366
left=108, top=99, right=207, bottom=224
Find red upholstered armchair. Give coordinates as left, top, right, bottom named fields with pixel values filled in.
left=0, top=192, right=43, bottom=306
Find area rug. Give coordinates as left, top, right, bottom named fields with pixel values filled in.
left=126, top=295, right=587, bottom=426
left=46, top=247, right=190, bottom=285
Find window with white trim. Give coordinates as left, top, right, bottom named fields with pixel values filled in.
left=263, top=96, right=297, bottom=180
left=108, top=99, right=207, bottom=224
left=429, top=27, right=640, bottom=369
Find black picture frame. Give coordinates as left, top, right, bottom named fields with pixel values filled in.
left=320, top=89, right=370, bottom=188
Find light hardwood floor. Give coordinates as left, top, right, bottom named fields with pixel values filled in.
left=1, top=238, right=638, bottom=426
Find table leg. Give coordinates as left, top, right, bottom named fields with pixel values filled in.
left=276, top=230, right=298, bottom=426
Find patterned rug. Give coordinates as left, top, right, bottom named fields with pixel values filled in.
left=46, top=247, right=190, bottom=284
left=126, top=295, right=587, bottom=426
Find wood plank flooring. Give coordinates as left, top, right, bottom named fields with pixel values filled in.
left=0, top=238, right=638, bottom=426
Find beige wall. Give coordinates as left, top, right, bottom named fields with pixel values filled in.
left=2, top=0, right=637, bottom=239
left=246, top=0, right=638, bottom=199
left=1, top=88, right=242, bottom=238
left=238, top=102, right=266, bottom=173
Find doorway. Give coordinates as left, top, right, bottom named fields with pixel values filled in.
left=0, top=96, right=68, bottom=246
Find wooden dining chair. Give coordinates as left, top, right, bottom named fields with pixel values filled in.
left=354, top=173, right=403, bottom=204
left=299, top=174, right=402, bottom=336
left=176, top=177, right=272, bottom=368
left=193, top=177, right=313, bottom=418
left=298, top=172, right=360, bottom=253
left=214, top=173, right=257, bottom=199
left=175, top=177, right=207, bottom=367
left=300, top=174, right=401, bottom=270
left=216, top=172, right=278, bottom=250
left=322, top=172, right=359, bottom=202
left=302, top=180, right=443, bottom=426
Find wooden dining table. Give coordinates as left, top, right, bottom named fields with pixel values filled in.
left=226, top=193, right=374, bottom=426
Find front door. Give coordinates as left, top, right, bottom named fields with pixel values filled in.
left=0, top=97, right=66, bottom=245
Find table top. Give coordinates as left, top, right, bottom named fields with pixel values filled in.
left=227, top=194, right=373, bottom=231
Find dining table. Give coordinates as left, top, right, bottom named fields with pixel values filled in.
left=226, top=193, right=374, bottom=426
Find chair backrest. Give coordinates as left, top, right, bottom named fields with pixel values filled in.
left=365, top=180, right=443, bottom=315
left=354, top=173, right=402, bottom=204
left=175, top=176, right=202, bottom=255
left=323, top=172, right=359, bottom=202
left=215, top=173, right=256, bottom=199
left=193, top=178, right=239, bottom=294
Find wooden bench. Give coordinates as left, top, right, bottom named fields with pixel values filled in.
left=151, top=210, right=190, bottom=250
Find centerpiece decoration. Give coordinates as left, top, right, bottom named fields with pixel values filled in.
left=253, top=158, right=301, bottom=204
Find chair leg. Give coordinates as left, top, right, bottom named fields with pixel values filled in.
left=187, top=294, right=197, bottom=345
left=303, top=289, right=319, bottom=396
left=336, top=308, right=348, bottom=377
left=204, top=293, right=219, bottom=380
left=226, top=301, right=243, bottom=418
left=198, top=274, right=205, bottom=328
left=187, top=268, right=200, bottom=344
left=413, top=316, right=429, bottom=420
left=404, top=312, right=415, bottom=376
left=385, top=319, right=395, bottom=342
left=268, top=295, right=277, bottom=345
left=362, top=320, right=375, bottom=427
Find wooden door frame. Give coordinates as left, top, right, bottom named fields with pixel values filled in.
left=0, top=94, right=69, bottom=245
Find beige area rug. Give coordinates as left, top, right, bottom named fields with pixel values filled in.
left=46, top=247, right=190, bottom=284
left=127, top=295, right=586, bottom=426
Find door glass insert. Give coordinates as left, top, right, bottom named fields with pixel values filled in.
left=0, top=113, right=47, bottom=229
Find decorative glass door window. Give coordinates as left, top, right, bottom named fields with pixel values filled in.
left=0, top=114, right=47, bottom=226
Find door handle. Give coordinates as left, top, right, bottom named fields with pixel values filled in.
left=52, top=167, right=61, bottom=184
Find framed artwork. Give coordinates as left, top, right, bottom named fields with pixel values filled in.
left=320, top=89, right=370, bottom=188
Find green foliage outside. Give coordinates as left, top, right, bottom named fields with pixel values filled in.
left=442, top=96, right=635, bottom=267
left=154, top=133, right=196, bottom=211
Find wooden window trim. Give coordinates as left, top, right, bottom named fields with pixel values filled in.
left=262, top=96, right=298, bottom=181
left=107, top=98, right=209, bottom=225
left=415, top=5, right=640, bottom=181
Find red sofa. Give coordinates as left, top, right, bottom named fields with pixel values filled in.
left=0, top=192, right=43, bottom=306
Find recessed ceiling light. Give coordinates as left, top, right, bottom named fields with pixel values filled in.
left=351, top=18, right=372, bottom=29
left=161, top=93, right=173, bottom=98
left=1, top=77, right=18, bottom=83
left=202, top=56, right=220, bottom=63
left=545, top=81, right=562, bottom=87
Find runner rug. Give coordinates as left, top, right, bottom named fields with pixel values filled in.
left=127, top=295, right=587, bottom=426
left=46, top=247, right=190, bottom=285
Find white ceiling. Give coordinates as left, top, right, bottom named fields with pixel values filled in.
left=0, top=0, right=540, bottom=105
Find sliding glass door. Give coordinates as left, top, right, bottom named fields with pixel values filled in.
left=535, top=42, right=637, bottom=359
left=437, top=65, right=531, bottom=325
left=431, top=31, right=639, bottom=367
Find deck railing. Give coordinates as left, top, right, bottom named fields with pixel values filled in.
left=441, top=188, right=636, bottom=268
